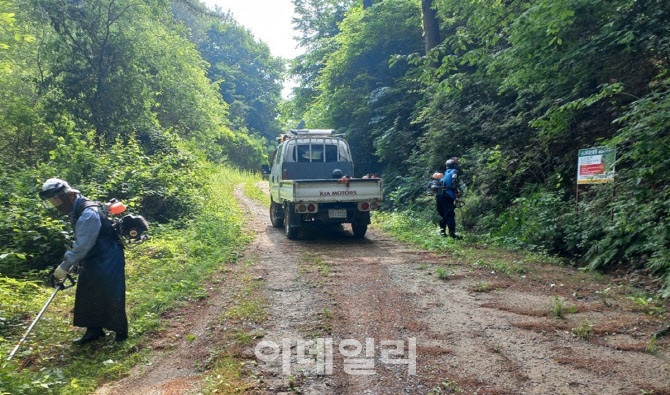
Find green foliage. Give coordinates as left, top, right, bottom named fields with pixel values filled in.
left=628, top=295, right=666, bottom=317
left=0, top=127, right=208, bottom=276
left=199, top=21, right=284, bottom=140
left=289, top=0, right=357, bottom=120
left=0, top=0, right=279, bottom=391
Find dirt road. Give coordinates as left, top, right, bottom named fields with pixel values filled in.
left=98, top=184, right=670, bottom=394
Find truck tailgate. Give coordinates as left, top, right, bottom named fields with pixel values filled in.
left=279, top=179, right=383, bottom=203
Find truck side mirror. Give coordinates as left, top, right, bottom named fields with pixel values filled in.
left=261, top=164, right=270, bottom=174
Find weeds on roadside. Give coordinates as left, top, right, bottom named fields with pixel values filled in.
left=572, top=320, right=593, bottom=339
left=472, top=259, right=528, bottom=275
left=628, top=295, right=666, bottom=316
left=553, top=296, right=565, bottom=319
left=315, top=257, right=331, bottom=276
left=595, top=287, right=612, bottom=307
left=317, top=308, right=333, bottom=334
left=203, top=356, right=254, bottom=394
left=645, top=335, right=658, bottom=354
left=243, top=179, right=270, bottom=205
left=437, top=266, right=450, bottom=281
left=300, top=253, right=332, bottom=277
left=372, top=211, right=462, bottom=254
left=471, top=281, right=494, bottom=293
left=429, top=378, right=462, bottom=394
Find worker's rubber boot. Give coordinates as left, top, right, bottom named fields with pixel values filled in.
left=114, top=331, right=128, bottom=343
left=73, top=327, right=105, bottom=345
left=449, top=233, right=463, bottom=240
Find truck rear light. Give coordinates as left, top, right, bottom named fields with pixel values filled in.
left=283, top=169, right=288, bottom=180
left=357, top=202, right=370, bottom=211
left=370, top=202, right=378, bottom=210
left=298, top=204, right=307, bottom=213
left=307, top=204, right=316, bottom=212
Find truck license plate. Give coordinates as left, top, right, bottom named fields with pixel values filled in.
left=328, top=209, right=347, bottom=219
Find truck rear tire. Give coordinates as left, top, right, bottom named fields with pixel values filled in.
left=284, top=204, right=298, bottom=240
left=270, top=198, right=284, bottom=228
left=352, top=222, right=368, bottom=238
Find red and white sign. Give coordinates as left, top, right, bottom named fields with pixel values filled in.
left=579, top=163, right=605, bottom=176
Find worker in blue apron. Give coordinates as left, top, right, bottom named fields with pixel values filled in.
left=40, top=178, right=128, bottom=344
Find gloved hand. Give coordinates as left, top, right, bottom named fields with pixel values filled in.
left=54, top=264, right=68, bottom=281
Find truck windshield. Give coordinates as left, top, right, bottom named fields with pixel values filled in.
left=285, top=139, right=352, bottom=163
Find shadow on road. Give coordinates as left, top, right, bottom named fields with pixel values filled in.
left=265, top=223, right=375, bottom=246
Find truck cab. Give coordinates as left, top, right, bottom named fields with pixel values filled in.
left=270, top=130, right=354, bottom=192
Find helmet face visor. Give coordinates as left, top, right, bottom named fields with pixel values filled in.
left=41, top=191, right=73, bottom=214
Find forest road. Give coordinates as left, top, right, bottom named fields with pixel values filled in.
left=97, top=183, right=670, bottom=394
left=242, top=183, right=670, bottom=395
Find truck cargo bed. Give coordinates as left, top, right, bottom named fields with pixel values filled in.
left=278, top=178, right=383, bottom=203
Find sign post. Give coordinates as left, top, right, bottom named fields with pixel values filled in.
left=576, top=146, right=616, bottom=214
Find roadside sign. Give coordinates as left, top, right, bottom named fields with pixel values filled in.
left=577, top=146, right=615, bottom=184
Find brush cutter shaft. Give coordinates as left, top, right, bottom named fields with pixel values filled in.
left=7, top=275, right=75, bottom=361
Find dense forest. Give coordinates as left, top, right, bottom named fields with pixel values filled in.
left=0, top=0, right=283, bottom=276
left=288, top=0, right=670, bottom=292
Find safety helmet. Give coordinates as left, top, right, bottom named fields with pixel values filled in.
left=432, top=172, right=444, bottom=179
left=445, top=158, right=459, bottom=169
left=39, top=178, right=79, bottom=213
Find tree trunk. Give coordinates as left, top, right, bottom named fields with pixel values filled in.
left=363, top=0, right=373, bottom=9
left=421, top=0, right=440, bottom=55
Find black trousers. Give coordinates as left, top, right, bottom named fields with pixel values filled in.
left=436, top=193, right=456, bottom=236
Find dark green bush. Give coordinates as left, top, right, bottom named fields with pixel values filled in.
left=0, top=127, right=208, bottom=277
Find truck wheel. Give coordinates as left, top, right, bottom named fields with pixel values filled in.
left=352, top=222, right=368, bottom=238
left=284, top=204, right=298, bottom=240
left=270, top=199, right=284, bottom=228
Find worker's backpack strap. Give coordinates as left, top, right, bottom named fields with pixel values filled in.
left=72, top=199, right=100, bottom=227
left=71, top=198, right=123, bottom=245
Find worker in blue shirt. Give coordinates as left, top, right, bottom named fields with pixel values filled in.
left=436, top=158, right=462, bottom=239
left=40, top=178, right=128, bottom=344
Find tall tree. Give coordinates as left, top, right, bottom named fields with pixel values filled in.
left=420, top=0, right=440, bottom=55
left=290, top=0, right=356, bottom=119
